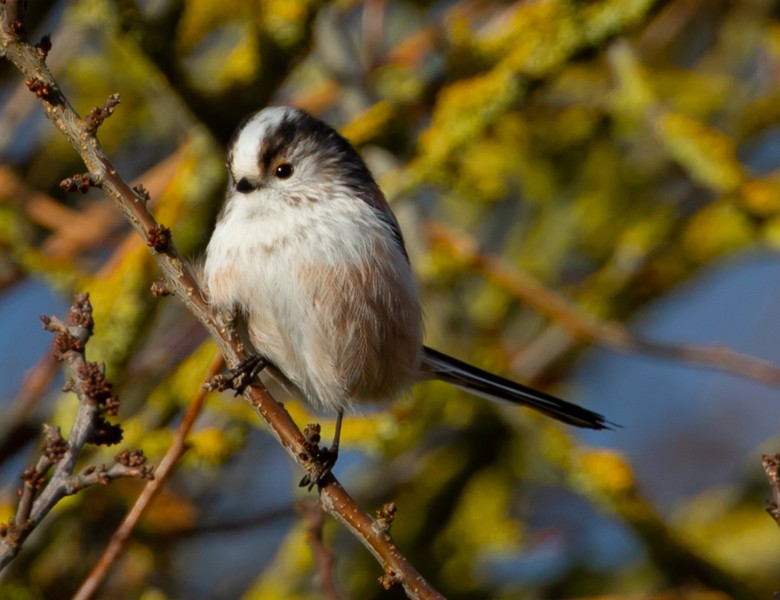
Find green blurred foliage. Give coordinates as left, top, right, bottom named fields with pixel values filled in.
left=1, top=0, right=780, bottom=598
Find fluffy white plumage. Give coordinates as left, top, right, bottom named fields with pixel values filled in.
left=205, top=107, right=422, bottom=413
left=204, top=106, right=609, bottom=430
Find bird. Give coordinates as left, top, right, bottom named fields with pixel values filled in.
left=203, top=106, right=610, bottom=485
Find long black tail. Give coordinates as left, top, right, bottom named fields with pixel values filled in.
left=422, top=346, right=612, bottom=430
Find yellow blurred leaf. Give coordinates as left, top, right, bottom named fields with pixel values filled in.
left=655, top=112, right=743, bottom=194
left=143, top=489, right=198, bottom=534
left=341, top=101, right=395, bottom=146
left=683, top=201, right=755, bottom=261
left=577, top=448, right=635, bottom=495
left=738, top=179, right=780, bottom=216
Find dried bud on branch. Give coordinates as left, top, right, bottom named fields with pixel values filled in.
left=67, top=293, right=94, bottom=331
left=60, top=173, right=98, bottom=194
left=77, top=361, right=119, bottom=415
left=34, top=33, right=51, bottom=58
left=763, top=453, right=780, bottom=528
left=87, top=417, right=123, bottom=447
left=20, top=467, right=46, bottom=493
left=24, top=77, right=59, bottom=104
left=373, top=502, right=397, bottom=534
left=115, top=449, right=147, bottom=468
left=146, top=224, right=171, bottom=252
left=132, top=184, right=151, bottom=204
left=378, top=569, right=402, bottom=590
left=150, top=278, right=171, bottom=297
left=41, top=425, right=67, bottom=463
left=84, top=93, right=120, bottom=134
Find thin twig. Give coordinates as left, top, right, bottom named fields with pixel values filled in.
left=1, top=0, right=25, bottom=33
left=0, top=350, right=58, bottom=465
left=72, top=353, right=223, bottom=600
left=0, top=150, right=186, bottom=260
left=150, top=506, right=295, bottom=539
left=426, top=222, right=780, bottom=387
left=0, top=295, right=153, bottom=569
left=0, top=10, right=443, bottom=599
left=763, top=454, right=780, bottom=529
left=297, top=498, right=342, bottom=600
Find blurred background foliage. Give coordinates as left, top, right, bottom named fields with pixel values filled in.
left=2, top=0, right=780, bottom=598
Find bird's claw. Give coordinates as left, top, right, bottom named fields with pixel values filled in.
left=298, top=421, right=340, bottom=491
left=299, top=446, right=339, bottom=491
left=206, top=355, right=268, bottom=395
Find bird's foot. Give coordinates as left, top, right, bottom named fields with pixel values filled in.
left=298, top=422, right=339, bottom=491
left=299, top=446, right=338, bottom=491
left=206, top=354, right=268, bottom=395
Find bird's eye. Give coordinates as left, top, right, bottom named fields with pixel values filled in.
left=274, top=163, right=294, bottom=179
left=236, top=177, right=256, bottom=193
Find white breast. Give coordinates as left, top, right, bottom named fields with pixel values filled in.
left=204, top=188, right=422, bottom=412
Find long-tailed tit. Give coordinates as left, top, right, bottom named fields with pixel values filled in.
left=204, top=106, right=609, bottom=482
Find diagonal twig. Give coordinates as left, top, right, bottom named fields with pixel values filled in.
left=297, top=498, right=342, bottom=600
left=763, top=453, right=780, bottom=529
left=72, top=353, right=224, bottom=600
left=0, top=8, right=443, bottom=599
left=0, top=294, right=154, bottom=570
left=0, top=350, right=59, bottom=465
left=426, top=222, right=780, bottom=387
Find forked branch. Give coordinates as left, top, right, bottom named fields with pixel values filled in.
left=0, top=6, right=443, bottom=599
left=0, top=294, right=154, bottom=570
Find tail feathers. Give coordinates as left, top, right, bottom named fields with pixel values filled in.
left=421, top=346, right=612, bottom=430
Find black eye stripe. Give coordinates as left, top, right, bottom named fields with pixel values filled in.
left=260, top=116, right=297, bottom=171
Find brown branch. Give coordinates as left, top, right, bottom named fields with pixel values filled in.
left=0, top=295, right=153, bottom=570
left=84, top=93, right=120, bottom=133
left=0, top=10, right=444, bottom=599
left=0, top=0, right=25, bottom=35
left=151, top=506, right=295, bottom=540
left=763, top=454, right=780, bottom=529
left=60, top=172, right=98, bottom=194
left=426, top=222, right=780, bottom=387
left=297, top=498, right=342, bottom=600
left=0, top=350, right=58, bottom=465
left=0, top=150, right=186, bottom=260
left=72, top=353, right=223, bottom=600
